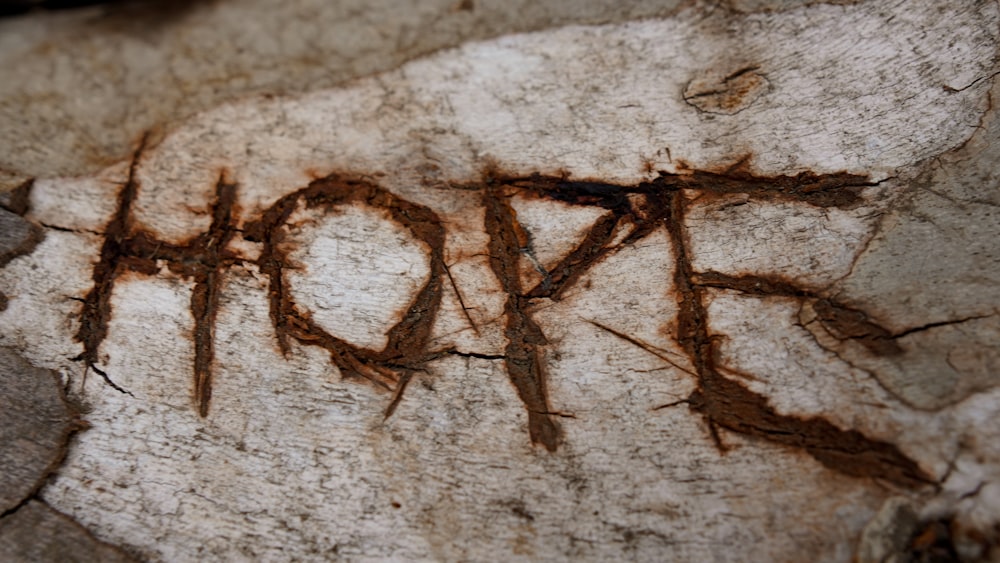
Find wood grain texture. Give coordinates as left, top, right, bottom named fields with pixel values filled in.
left=0, top=1, right=998, bottom=561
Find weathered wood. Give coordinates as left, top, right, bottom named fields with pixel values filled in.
left=0, top=0, right=998, bottom=561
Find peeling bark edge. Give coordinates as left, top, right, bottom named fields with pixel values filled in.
left=1, top=349, right=88, bottom=518
left=0, top=499, right=136, bottom=562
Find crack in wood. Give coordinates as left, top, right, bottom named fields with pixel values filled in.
left=74, top=152, right=932, bottom=487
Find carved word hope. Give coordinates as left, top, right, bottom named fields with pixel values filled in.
left=72, top=154, right=928, bottom=487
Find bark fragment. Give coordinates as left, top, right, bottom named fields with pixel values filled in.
left=0, top=204, right=41, bottom=268
left=0, top=500, right=135, bottom=563
left=0, top=347, right=75, bottom=514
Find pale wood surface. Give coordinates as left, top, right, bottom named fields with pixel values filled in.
left=0, top=1, right=998, bottom=561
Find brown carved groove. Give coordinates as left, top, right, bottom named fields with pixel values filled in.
left=75, top=139, right=146, bottom=395
left=243, top=174, right=447, bottom=418
left=75, top=151, right=930, bottom=486
left=75, top=137, right=240, bottom=413
left=692, top=270, right=907, bottom=356
left=660, top=191, right=929, bottom=487
left=485, top=170, right=928, bottom=486
left=482, top=183, right=562, bottom=450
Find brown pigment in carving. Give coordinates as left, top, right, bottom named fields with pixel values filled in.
left=74, top=139, right=146, bottom=395
left=475, top=168, right=927, bottom=480
left=811, top=299, right=903, bottom=356
left=479, top=172, right=677, bottom=449
left=244, top=174, right=446, bottom=417
left=121, top=183, right=240, bottom=414
left=187, top=181, right=238, bottom=415
left=659, top=168, right=877, bottom=208
left=482, top=183, right=561, bottom=450
left=492, top=170, right=927, bottom=483
left=496, top=174, right=662, bottom=301
left=692, top=271, right=820, bottom=298
left=661, top=191, right=930, bottom=487
left=73, top=155, right=930, bottom=484
left=690, top=271, right=908, bottom=356
left=75, top=135, right=240, bottom=411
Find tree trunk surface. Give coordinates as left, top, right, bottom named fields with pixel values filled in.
left=1, top=1, right=998, bottom=561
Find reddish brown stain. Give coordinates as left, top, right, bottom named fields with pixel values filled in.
left=691, top=270, right=908, bottom=357
left=75, top=135, right=240, bottom=411
left=661, top=192, right=929, bottom=487
left=483, top=183, right=561, bottom=450
left=243, top=174, right=447, bottom=419
left=75, top=150, right=930, bottom=486
left=812, top=299, right=904, bottom=356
